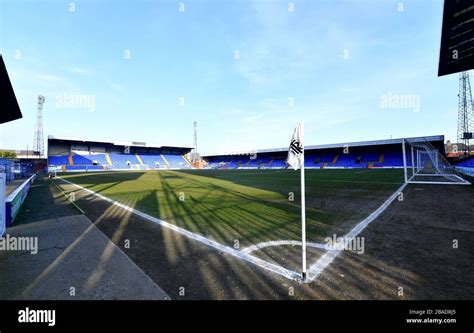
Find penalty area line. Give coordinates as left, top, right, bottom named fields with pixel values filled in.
left=54, top=177, right=301, bottom=281
left=305, top=182, right=408, bottom=282
left=242, top=240, right=333, bottom=254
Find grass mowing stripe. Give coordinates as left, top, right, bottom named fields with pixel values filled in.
left=56, top=176, right=301, bottom=281
left=214, top=175, right=402, bottom=185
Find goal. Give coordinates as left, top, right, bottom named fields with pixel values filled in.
left=402, top=138, right=470, bottom=185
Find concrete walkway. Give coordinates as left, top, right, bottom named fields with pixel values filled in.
left=5, top=178, right=27, bottom=196
left=0, top=214, right=169, bottom=300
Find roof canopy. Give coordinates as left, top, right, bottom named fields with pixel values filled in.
left=203, top=135, right=444, bottom=157
left=0, top=55, right=23, bottom=124
left=48, top=135, right=194, bottom=150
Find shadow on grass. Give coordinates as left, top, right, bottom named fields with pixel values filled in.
left=50, top=173, right=457, bottom=300
left=53, top=177, right=309, bottom=299
left=13, top=175, right=79, bottom=226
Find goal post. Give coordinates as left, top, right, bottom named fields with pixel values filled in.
left=402, top=138, right=470, bottom=185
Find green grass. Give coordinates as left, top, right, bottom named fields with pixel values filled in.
left=58, top=168, right=404, bottom=247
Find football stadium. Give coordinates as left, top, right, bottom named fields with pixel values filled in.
left=0, top=0, right=474, bottom=326
left=1, top=130, right=472, bottom=300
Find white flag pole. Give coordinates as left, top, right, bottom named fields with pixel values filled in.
left=300, top=123, right=307, bottom=280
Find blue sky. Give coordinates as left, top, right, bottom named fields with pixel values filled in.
left=0, top=0, right=460, bottom=154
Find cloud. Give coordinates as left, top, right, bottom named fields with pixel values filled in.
left=65, top=66, right=92, bottom=76
left=243, top=112, right=264, bottom=123
left=34, top=73, right=61, bottom=82
left=106, top=80, right=126, bottom=93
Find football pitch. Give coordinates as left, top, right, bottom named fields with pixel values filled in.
left=56, top=168, right=404, bottom=251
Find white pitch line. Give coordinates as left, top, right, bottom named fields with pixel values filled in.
left=56, top=177, right=301, bottom=281
left=242, top=240, right=334, bottom=254
left=305, top=183, right=407, bottom=282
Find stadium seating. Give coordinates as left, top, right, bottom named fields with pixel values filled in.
left=48, top=141, right=420, bottom=172
left=48, top=152, right=192, bottom=171
left=72, top=154, right=94, bottom=165
left=205, top=145, right=410, bottom=170
left=88, top=154, right=109, bottom=165
left=108, top=153, right=139, bottom=169
left=373, top=151, right=403, bottom=167
left=271, top=159, right=287, bottom=168
left=49, top=154, right=112, bottom=167
left=162, top=154, right=191, bottom=169
left=138, top=154, right=166, bottom=168
left=334, top=153, right=364, bottom=168
left=455, top=156, right=474, bottom=167
left=48, top=155, right=69, bottom=166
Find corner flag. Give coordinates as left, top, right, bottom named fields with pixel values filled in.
left=287, top=123, right=307, bottom=280
left=287, top=123, right=304, bottom=170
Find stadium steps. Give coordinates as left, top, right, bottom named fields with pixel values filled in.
left=332, top=155, right=339, bottom=164
left=160, top=154, right=170, bottom=167
left=135, top=154, right=144, bottom=165
left=105, top=153, right=113, bottom=166
left=378, top=153, right=385, bottom=163
left=182, top=155, right=193, bottom=167
left=68, top=155, right=74, bottom=166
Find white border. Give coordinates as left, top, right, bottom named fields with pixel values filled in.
left=242, top=240, right=333, bottom=254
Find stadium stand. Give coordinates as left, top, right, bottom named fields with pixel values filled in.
left=138, top=154, right=166, bottom=169
left=72, top=154, right=94, bottom=165
left=108, top=153, right=137, bottom=169
left=48, top=155, right=69, bottom=167
left=455, top=156, right=474, bottom=167
left=47, top=135, right=447, bottom=172
left=47, top=136, right=193, bottom=172
left=162, top=154, right=191, bottom=169
left=90, top=154, right=109, bottom=165
left=203, top=136, right=446, bottom=170
left=454, top=155, right=474, bottom=177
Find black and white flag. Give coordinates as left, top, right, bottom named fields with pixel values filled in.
left=287, top=123, right=304, bottom=170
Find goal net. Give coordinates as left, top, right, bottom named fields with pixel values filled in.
left=402, top=138, right=470, bottom=185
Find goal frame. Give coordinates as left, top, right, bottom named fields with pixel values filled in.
left=402, top=138, right=470, bottom=185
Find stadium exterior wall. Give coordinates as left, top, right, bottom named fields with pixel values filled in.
left=5, top=174, right=36, bottom=227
